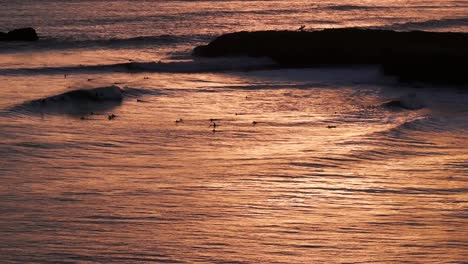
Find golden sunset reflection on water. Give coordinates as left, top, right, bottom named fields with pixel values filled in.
left=0, top=0, right=467, bottom=262
left=1, top=69, right=466, bottom=262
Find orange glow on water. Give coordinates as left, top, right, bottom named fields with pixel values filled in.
left=0, top=0, right=467, bottom=262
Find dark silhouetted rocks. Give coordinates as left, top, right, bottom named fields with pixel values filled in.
left=0, top=28, right=39, bottom=41
left=193, top=28, right=468, bottom=84
left=381, top=100, right=424, bottom=110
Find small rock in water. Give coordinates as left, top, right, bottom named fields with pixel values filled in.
left=0, top=27, right=39, bottom=41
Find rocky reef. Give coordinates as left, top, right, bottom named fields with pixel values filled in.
left=193, top=28, right=468, bottom=84
left=0, top=27, right=39, bottom=41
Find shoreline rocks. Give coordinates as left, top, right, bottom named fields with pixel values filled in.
left=193, top=28, right=468, bottom=84
left=0, top=27, right=39, bottom=41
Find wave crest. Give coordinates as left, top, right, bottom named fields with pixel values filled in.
left=0, top=57, right=277, bottom=75
left=7, top=86, right=131, bottom=116
left=387, top=18, right=468, bottom=30
left=326, top=5, right=382, bottom=11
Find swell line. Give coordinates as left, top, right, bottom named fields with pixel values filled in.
left=0, top=58, right=277, bottom=75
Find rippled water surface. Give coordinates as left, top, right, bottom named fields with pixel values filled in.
left=0, top=1, right=467, bottom=263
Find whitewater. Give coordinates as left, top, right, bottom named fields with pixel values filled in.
left=0, top=0, right=467, bottom=263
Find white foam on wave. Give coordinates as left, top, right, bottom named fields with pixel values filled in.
left=126, top=57, right=276, bottom=73
left=240, top=66, right=396, bottom=87
left=385, top=17, right=468, bottom=31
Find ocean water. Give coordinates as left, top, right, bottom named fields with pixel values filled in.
left=0, top=1, right=467, bottom=263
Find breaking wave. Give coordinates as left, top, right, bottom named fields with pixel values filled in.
left=387, top=17, right=468, bottom=30
left=5, top=85, right=160, bottom=116
left=0, top=34, right=213, bottom=53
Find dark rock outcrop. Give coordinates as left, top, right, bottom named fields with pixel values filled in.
left=193, top=28, right=468, bottom=84
left=0, top=27, right=39, bottom=41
